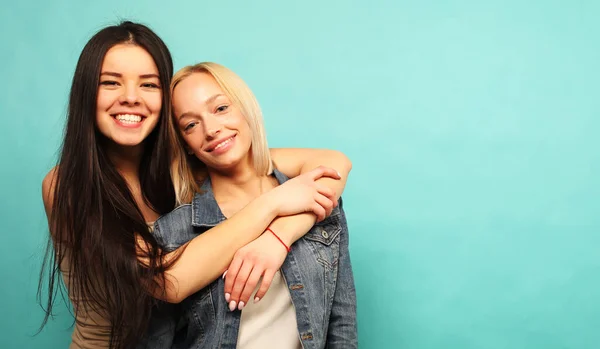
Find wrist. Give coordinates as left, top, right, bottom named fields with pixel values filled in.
left=269, top=213, right=316, bottom=245
left=266, top=227, right=291, bottom=253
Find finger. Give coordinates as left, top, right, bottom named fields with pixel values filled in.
left=238, top=267, right=264, bottom=309
left=315, top=184, right=336, bottom=202
left=224, top=256, right=244, bottom=300
left=314, top=192, right=334, bottom=218
left=230, top=261, right=254, bottom=305
left=309, top=166, right=341, bottom=181
left=254, top=269, right=277, bottom=303
left=311, top=202, right=326, bottom=222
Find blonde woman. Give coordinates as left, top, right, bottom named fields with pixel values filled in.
left=144, top=62, right=357, bottom=348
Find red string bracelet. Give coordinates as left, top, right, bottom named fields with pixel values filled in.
left=267, top=227, right=291, bottom=253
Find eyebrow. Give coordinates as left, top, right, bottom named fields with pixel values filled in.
left=177, top=94, right=228, bottom=120
left=204, top=93, right=225, bottom=106
left=100, top=71, right=160, bottom=79
left=178, top=111, right=199, bottom=121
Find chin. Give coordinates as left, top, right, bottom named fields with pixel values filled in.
left=208, top=161, right=236, bottom=170
left=112, top=137, right=146, bottom=148
left=201, top=149, right=251, bottom=171
left=207, top=159, right=243, bottom=173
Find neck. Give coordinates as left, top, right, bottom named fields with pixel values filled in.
left=210, top=149, right=277, bottom=198
left=206, top=153, right=278, bottom=217
left=103, top=140, right=160, bottom=222
left=104, top=141, right=144, bottom=186
left=209, top=165, right=267, bottom=202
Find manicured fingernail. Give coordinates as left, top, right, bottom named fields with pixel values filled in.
left=254, top=297, right=260, bottom=304
left=238, top=301, right=245, bottom=310
left=229, top=301, right=237, bottom=312
left=225, top=293, right=230, bottom=302
left=222, top=270, right=228, bottom=279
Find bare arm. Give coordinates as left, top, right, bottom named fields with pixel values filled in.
left=153, top=194, right=279, bottom=302
left=269, top=148, right=352, bottom=245
left=43, top=166, right=340, bottom=304
left=43, top=170, right=280, bottom=305
left=43, top=170, right=277, bottom=305
left=146, top=166, right=342, bottom=303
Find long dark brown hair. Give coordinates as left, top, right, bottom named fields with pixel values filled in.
left=38, top=21, right=176, bottom=348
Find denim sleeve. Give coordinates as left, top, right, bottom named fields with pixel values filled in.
left=326, top=201, right=358, bottom=348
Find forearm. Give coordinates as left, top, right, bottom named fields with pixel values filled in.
left=159, top=195, right=278, bottom=303
left=273, top=148, right=352, bottom=201
left=299, top=150, right=351, bottom=202
left=268, top=213, right=317, bottom=246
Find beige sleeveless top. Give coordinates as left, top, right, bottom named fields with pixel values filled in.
left=237, top=270, right=302, bottom=349
left=58, top=222, right=155, bottom=348
left=59, top=248, right=111, bottom=348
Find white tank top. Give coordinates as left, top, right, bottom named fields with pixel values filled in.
left=236, top=270, right=302, bottom=349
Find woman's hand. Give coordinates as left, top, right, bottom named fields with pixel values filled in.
left=267, top=165, right=340, bottom=222
left=222, top=231, right=288, bottom=311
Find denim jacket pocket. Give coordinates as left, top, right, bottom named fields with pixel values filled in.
left=304, top=212, right=342, bottom=271
left=304, top=210, right=342, bottom=246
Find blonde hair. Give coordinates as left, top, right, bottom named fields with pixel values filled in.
left=169, top=62, right=273, bottom=204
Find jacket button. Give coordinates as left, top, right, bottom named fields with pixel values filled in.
left=321, top=229, right=329, bottom=238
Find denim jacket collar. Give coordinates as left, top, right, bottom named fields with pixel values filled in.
left=191, top=177, right=225, bottom=227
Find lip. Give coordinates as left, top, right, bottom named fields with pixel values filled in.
left=110, top=112, right=147, bottom=129
left=205, top=134, right=237, bottom=153
left=110, top=112, right=147, bottom=118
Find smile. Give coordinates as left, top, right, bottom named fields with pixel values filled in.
left=207, top=134, right=237, bottom=153
left=214, top=137, right=234, bottom=150
left=114, top=114, right=143, bottom=124
left=110, top=113, right=147, bottom=128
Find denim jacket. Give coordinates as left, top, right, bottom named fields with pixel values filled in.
left=138, top=170, right=357, bottom=349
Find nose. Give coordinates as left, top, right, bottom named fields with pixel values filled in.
left=204, top=115, right=222, bottom=140
left=118, top=83, right=141, bottom=105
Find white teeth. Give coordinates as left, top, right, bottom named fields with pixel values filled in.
left=214, top=137, right=233, bottom=150
left=115, top=114, right=142, bottom=123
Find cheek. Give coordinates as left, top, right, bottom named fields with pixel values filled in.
left=239, top=119, right=253, bottom=142
left=95, top=92, right=113, bottom=128
left=228, top=112, right=249, bottom=131
left=147, top=94, right=162, bottom=114
left=96, top=91, right=111, bottom=112
left=183, top=132, right=204, bottom=150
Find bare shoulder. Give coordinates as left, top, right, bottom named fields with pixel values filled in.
left=42, top=166, right=59, bottom=214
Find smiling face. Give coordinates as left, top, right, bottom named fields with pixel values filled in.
left=95, top=44, right=162, bottom=147
left=172, top=72, right=253, bottom=173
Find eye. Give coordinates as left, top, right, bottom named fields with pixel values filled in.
left=215, top=105, right=229, bottom=113
left=142, top=82, right=160, bottom=89
left=184, top=122, right=197, bottom=131
left=99, top=80, right=118, bottom=86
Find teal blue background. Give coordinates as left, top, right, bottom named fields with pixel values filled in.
left=1, top=1, right=599, bottom=348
